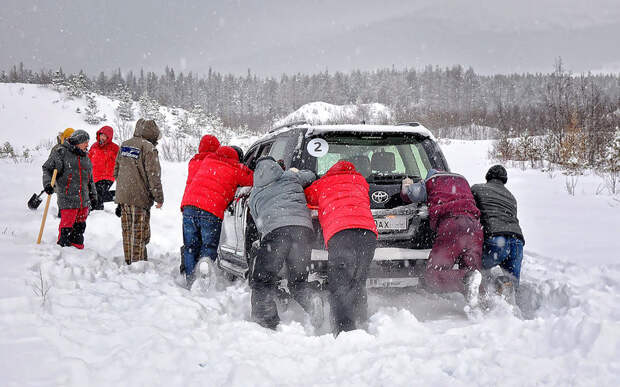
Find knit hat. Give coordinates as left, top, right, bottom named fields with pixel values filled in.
left=67, top=129, right=90, bottom=145
left=59, top=128, right=75, bottom=143
left=485, top=165, right=508, bottom=184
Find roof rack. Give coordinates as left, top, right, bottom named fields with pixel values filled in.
left=397, top=122, right=420, bottom=127
left=269, top=120, right=308, bottom=133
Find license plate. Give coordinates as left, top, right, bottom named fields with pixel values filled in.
left=374, top=216, right=407, bottom=231
left=366, top=277, right=419, bottom=288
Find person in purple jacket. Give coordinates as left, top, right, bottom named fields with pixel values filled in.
left=402, top=169, right=484, bottom=309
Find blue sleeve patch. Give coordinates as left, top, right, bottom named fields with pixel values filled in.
left=120, top=146, right=141, bottom=160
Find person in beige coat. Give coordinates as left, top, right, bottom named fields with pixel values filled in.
left=114, top=119, right=164, bottom=264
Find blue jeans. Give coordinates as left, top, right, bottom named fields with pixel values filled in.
left=481, top=235, right=524, bottom=284
left=182, top=207, right=222, bottom=280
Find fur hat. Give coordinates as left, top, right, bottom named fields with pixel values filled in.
left=67, top=129, right=90, bottom=145
left=485, top=165, right=508, bottom=184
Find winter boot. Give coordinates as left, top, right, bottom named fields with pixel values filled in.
left=292, top=284, right=324, bottom=329
left=307, top=293, right=325, bottom=329
left=57, top=227, right=72, bottom=247
left=463, top=270, right=482, bottom=308
left=91, top=200, right=104, bottom=211
left=195, top=257, right=217, bottom=290
left=494, top=275, right=517, bottom=305
left=251, top=287, right=280, bottom=330
left=69, top=222, right=86, bottom=249
left=179, top=246, right=186, bottom=274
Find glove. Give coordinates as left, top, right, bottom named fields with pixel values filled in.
left=44, top=184, right=54, bottom=195
left=115, top=205, right=122, bottom=218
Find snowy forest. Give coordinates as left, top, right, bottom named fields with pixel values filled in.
left=2, top=60, right=619, bottom=173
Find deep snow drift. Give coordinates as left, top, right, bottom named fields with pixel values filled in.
left=1, top=84, right=619, bottom=386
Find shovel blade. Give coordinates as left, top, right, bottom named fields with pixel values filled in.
left=28, top=193, right=43, bottom=210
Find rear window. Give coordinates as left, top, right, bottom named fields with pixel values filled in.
left=304, top=133, right=446, bottom=180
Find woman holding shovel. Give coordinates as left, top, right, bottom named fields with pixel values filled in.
left=42, top=129, right=97, bottom=249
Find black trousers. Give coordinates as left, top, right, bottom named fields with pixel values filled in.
left=93, top=180, right=115, bottom=210
left=249, top=226, right=315, bottom=329
left=327, top=228, right=377, bottom=334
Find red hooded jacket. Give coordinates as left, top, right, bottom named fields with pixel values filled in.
left=184, top=135, right=220, bottom=189
left=305, top=161, right=377, bottom=246
left=181, top=146, right=254, bottom=219
left=88, top=126, right=119, bottom=183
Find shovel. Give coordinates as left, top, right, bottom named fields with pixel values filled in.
left=28, top=190, right=45, bottom=210
left=36, top=169, right=58, bottom=244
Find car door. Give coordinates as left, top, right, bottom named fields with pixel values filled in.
left=232, top=141, right=274, bottom=261
left=218, top=144, right=260, bottom=261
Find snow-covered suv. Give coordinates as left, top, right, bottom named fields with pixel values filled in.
left=217, top=122, right=450, bottom=288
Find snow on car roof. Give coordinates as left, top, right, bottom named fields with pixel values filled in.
left=264, top=123, right=436, bottom=141
left=304, top=124, right=435, bottom=139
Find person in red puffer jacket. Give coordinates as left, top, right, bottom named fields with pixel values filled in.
left=184, top=134, right=220, bottom=190
left=402, top=169, right=484, bottom=310
left=180, top=146, right=253, bottom=288
left=178, top=134, right=220, bottom=274
left=88, top=125, right=119, bottom=210
left=305, top=160, right=377, bottom=335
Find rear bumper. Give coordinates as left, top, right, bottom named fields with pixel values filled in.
left=310, top=247, right=430, bottom=287
left=310, top=247, right=431, bottom=261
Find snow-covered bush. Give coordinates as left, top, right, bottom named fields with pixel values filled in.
left=160, top=107, right=230, bottom=162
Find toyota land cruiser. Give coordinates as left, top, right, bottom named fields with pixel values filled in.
left=217, top=122, right=450, bottom=288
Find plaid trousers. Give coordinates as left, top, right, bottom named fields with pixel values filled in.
left=120, top=204, right=151, bottom=264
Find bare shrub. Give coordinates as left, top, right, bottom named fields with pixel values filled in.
left=605, top=171, right=619, bottom=195
left=32, top=266, right=51, bottom=305
left=565, top=175, right=579, bottom=196
left=113, top=111, right=133, bottom=142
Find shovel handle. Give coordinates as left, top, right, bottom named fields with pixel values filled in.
left=36, top=169, right=58, bottom=244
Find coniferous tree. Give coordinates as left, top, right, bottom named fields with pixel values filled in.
left=115, top=84, right=134, bottom=121
left=84, top=93, right=102, bottom=124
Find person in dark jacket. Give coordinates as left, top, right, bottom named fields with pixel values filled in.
left=248, top=156, right=322, bottom=330
left=88, top=125, right=119, bottom=210
left=114, top=119, right=164, bottom=264
left=180, top=146, right=253, bottom=288
left=305, top=161, right=378, bottom=335
left=49, top=127, right=75, bottom=218
left=402, top=169, right=484, bottom=308
left=42, top=129, right=97, bottom=249
left=471, top=165, right=525, bottom=290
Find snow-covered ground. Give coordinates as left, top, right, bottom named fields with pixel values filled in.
left=1, top=85, right=619, bottom=386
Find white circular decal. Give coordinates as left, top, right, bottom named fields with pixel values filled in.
left=307, top=138, right=329, bottom=157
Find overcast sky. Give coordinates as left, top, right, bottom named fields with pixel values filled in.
left=1, top=0, right=619, bottom=76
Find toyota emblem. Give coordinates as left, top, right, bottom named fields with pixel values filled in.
left=371, top=190, right=389, bottom=204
